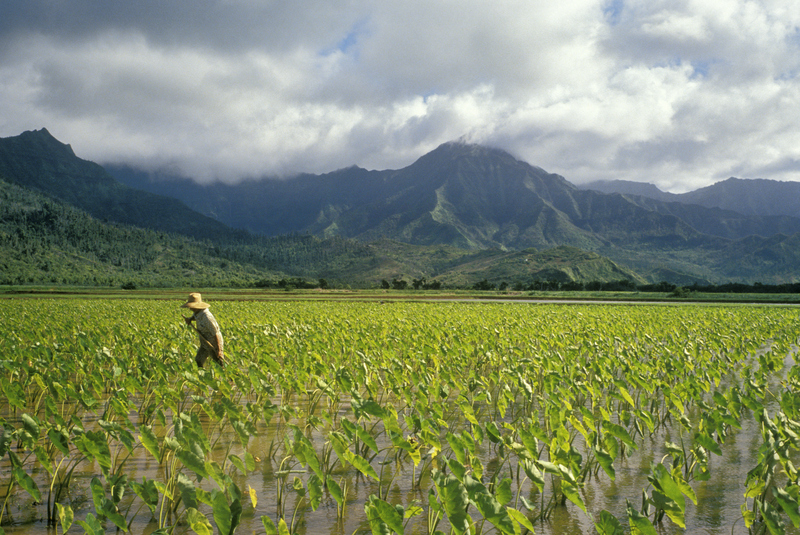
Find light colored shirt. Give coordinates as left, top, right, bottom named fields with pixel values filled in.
left=193, top=308, right=224, bottom=356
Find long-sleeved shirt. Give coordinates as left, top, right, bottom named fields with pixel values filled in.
left=193, top=308, right=224, bottom=357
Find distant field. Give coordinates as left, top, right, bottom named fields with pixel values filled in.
left=1, top=299, right=800, bottom=534
left=2, top=285, right=800, bottom=304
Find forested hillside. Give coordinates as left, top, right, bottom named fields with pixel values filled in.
left=0, top=176, right=420, bottom=287
left=0, top=178, right=273, bottom=286
left=0, top=128, right=247, bottom=241
left=1, top=177, right=646, bottom=288
left=7, top=128, right=798, bottom=287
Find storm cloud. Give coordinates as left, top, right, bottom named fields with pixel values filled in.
left=1, top=0, right=799, bottom=190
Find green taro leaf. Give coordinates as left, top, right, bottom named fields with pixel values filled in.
left=774, top=487, right=800, bottom=528
left=650, top=490, right=684, bottom=528
left=594, top=446, right=616, bottom=480
left=187, top=508, right=213, bottom=535
left=595, top=510, right=625, bottom=535
left=177, top=473, right=198, bottom=510
left=463, top=475, right=515, bottom=535
left=367, top=495, right=404, bottom=534
left=101, top=498, right=129, bottom=531
left=603, top=421, right=636, bottom=450
left=342, top=418, right=379, bottom=453
left=626, top=501, right=658, bottom=535
left=21, top=413, right=39, bottom=439
left=328, top=477, right=344, bottom=505
left=177, top=449, right=208, bottom=480
left=261, top=515, right=278, bottom=535
left=496, top=478, right=513, bottom=506
left=13, top=467, right=41, bottom=502
left=507, top=507, right=536, bottom=534
left=139, top=425, right=160, bottom=459
left=446, top=432, right=468, bottom=466
left=245, top=451, right=256, bottom=471
left=308, top=474, right=323, bottom=511
left=694, top=432, right=723, bottom=456
left=132, top=477, right=159, bottom=516
left=561, top=481, right=587, bottom=513
left=0, top=424, right=13, bottom=458
left=90, top=477, right=105, bottom=517
left=433, top=471, right=471, bottom=534
left=485, top=421, right=502, bottom=443
left=78, top=431, right=113, bottom=477
left=47, top=427, right=70, bottom=456
left=360, top=399, right=387, bottom=419
left=345, top=449, right=379, bottom=481
left=447, top=458, right=467, bottom=482
left=759, top=499, right=786, bottom=535
left=211, top=489, right=241, bottom=535
left=76, top=513, right=104, bottom=535
left=55, top=502, right=74, bottom=533
left=229, top=454, right=247, bottom=475
left=521, top=459, right=545, bottom=492
left=3, top=381, right=25, bottom=410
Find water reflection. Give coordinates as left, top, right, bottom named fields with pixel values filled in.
left=3, top=362, right=800, bottom=534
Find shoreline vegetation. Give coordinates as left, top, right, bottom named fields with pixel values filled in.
left=1, top=285, right=799, bottom=304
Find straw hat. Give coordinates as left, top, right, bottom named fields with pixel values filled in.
left=180, top=292, right=210, bottom=310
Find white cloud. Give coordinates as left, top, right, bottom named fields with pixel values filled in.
left=0, top=0, right=799, bottom=190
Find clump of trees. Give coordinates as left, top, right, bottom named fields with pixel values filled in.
left=255, top=277, right=329, bottom=290
left=380, top=278, right=442, bottom=290
left=466, top=278, right=800, bottom=295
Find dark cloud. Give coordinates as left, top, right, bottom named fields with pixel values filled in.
left=0, top=0, right=799, bottom=189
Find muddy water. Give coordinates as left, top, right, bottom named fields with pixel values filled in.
left=2, top=379, right=799, bottom=534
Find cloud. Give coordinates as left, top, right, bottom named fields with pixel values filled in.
left=0, top=0, right=799, bottom=190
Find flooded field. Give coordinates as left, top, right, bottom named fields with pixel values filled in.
left=1, top=299, right=799, bottom=534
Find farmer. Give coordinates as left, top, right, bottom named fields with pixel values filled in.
left=181, top=293, right=225, bottom=368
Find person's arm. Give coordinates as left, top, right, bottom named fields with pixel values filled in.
left=215, top=331, right=224, bottom=359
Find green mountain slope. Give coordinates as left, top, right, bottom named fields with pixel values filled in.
left=111, top=141, right=800, bottom=249
left=580, top=177, right=800, bottom=219
left=0, top=129, right=247, bottom=242
left=0, top=177, right=638, bottom=289
left=6, top=129, right=800, bottom=285
left=0, top=178, right=274, bottom=286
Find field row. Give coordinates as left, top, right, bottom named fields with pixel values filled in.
left=1, top=300, right=799, bottom=534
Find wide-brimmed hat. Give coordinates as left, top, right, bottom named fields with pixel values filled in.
left=180, top=292, right=210, bottom=310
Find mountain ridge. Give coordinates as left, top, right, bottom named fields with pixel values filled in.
left=579, top=177, right=800, bottom=218
left=0, top=130, right=644, bottom=287
left=4, top=128, right=800, bottom=284
left=110, top=141, right=800, bottom=247
left=0, top=128, right=248, bottom=242
left=106, top=136, right=800, bottom=283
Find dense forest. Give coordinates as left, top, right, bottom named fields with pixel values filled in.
left=3, top=177, right=798, bottom=293
left=0, top=178, right=377, bottom=287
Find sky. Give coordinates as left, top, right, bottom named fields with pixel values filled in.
left=1, top=1, right=799, bottom=192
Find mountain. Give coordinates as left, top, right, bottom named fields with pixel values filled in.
left=0, top=176, right=281, bottom=286
left=0, top=128, right=248, bottom=242
left=114, top=142, right=781, bottom=248
left=0, top=130, right=643, bottom=288
left=0, top=176, right=640, bottom=288
left=580, top=177, right=800, bottom=218
left=5, top=128, right=800, bottom=285
left=682, top=178, right=800, bottom=218
left=110, top=141, right=800, bottom=283
left=577, top=180, right=678, bottom=202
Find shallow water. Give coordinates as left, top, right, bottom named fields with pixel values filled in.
left=3, top=300, right=800, bottom=535
left=3, top=385, right=798, bottom=535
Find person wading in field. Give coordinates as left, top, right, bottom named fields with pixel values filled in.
left=181, top=293, right=225, bottom=368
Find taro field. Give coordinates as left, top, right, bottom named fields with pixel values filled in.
left=1, top=299, right=800, bottom=535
